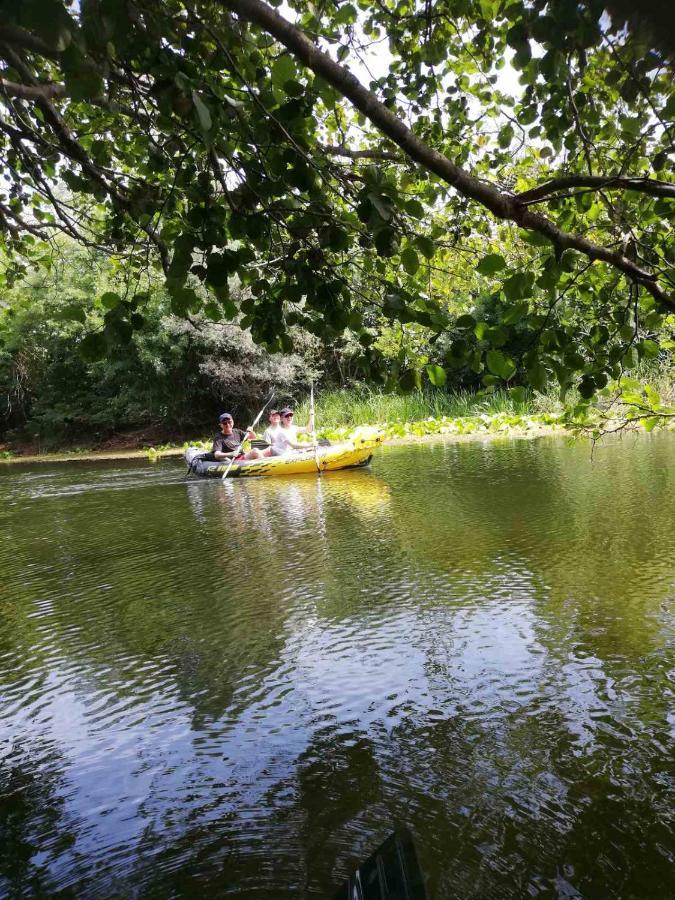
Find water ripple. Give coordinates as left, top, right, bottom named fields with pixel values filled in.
left=1, top=436, right=674, bottom=897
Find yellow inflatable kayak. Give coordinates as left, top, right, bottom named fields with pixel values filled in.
left=185, top=429, right=385, bottom=479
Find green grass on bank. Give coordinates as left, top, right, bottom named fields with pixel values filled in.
left=294, top=386, right=559, bottom=430
left=283, top=386, right=563, bottom=444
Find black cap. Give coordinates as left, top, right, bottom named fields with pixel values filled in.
left=218, top=412, right=233, bottom=423
left=279, top=407, right=293, bottom=416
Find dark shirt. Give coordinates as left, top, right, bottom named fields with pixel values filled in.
left=212, top=428, right=246, bottom=457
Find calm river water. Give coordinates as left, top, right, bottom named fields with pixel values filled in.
left=1, top=435, right=674, bottom=899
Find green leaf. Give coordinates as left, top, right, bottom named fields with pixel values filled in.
left=474, top=321, right=489, bottom=340
left=401, top=246, right=420, bottom=275
left=456, top=314, right=476, bottom=329
left=79, top=332, right=107, bottom=362
left=426, top=364, right=446, bottom=387
left=283, top=79, right=305, bottom=98
left=170, top=286, right=201, bottom=316
left=638, top=338, right=659, bottom=359
left=405, top=198, right=426, bottom=218
left=498, top=124, right=514, bottom=148
left=560, top=249, right=578, bottom=272
left=518, top=229, right=549, bottom=247
left=486, top=349, right=516, bottom=380
left=526, top=362, right=547, bottom=391
left=476, top=253, right=506, bottom=275
left=503, top=271, right=533, bottom=301
left=374, top=228, right=398, bottom=257
left=192, top=91, right=212, bottom=132
left=415, top=234, right=435, bottom=259
left=383, top=292, right=405, bottom=314
left=399, top=368, right=422, bottom=392
left=334, top=2, right=357, bottom=25
left=100, top=291, right=122, bottom=309
left=316, top=223, right=345, bottom=251
left=502, top=301, right=529, bottom=324
left=272, top=55, right=296, bottom=90
left=578, top=375, right=596, bottom=399
left=60, top=303, right=86, bottom=323
left=369, top=193, right=393, bottom=221
left=104, top=318, right=133, bottom=345
left=485, top=325, right=509, bottom=347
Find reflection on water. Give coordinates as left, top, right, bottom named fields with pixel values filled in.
left=1, top=435, right=674, bottom=898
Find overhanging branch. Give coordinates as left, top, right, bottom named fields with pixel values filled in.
left=221, top=0, right=675, bottom=314
left=518, top=175, right=675, bottom=204
left=0, top=76, right=66, bottom=100
left=319, top=143, right=404, bottom=162
left=0, top=21, right=58, bottom=59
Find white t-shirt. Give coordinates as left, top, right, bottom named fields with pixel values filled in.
left=263, top=424, right=285, bottom=449
left=266, top=424, right=301, bottom=454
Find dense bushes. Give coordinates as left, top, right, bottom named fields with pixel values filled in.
left=0, top=246, right=321, bottom=446
left=2, top=242, right=673, bottom=449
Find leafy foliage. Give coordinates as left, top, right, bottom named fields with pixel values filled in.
left=0, top=244, right=319, bottom=442
left=0, top=0, right=673, bottom=410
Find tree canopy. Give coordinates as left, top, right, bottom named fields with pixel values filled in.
left=0, top=0, right=673, bottom=399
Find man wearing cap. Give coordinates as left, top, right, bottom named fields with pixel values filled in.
left=212, top=413, right=262, bottom=461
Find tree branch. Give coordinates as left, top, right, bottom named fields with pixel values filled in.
left=221, top=0, right=675, bottom=314
left=0, top=75, right=66, bottom=100
left=319, top=143, right=404, bottom=161
left=0, top=44, right=170, bottom=273
left=517, top=175, right=675, bottom=204
left=0, top=22, right=58, bottom=59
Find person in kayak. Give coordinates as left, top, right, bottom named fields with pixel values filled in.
left=212, top=413, right=262, bottom=461
left=269, top=406, right=315, bottom=455
left=261, top=409, right=283, bottom=456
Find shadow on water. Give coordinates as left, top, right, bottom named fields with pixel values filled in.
left=0, top=434, right=673, bottom=897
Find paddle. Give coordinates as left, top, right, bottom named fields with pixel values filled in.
left=221, top=390, right=275, bottom=481
left=333, top=828, right=427, bottom=899
left=310, top=382, right=321, bottom=474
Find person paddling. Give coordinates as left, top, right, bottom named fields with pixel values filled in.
left=212, top=413, right=262, bottom=461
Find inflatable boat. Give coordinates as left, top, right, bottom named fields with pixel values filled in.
left=185, top=430, right=385, bottom=479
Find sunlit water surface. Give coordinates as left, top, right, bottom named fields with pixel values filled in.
left=1, top=434, right=674, bottom=899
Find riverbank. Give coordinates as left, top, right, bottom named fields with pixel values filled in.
left=0, top=412, right=565, bottom=465
left=1, top=387, right=558, bottom=463
left=2, top=378, right=672, bottom=465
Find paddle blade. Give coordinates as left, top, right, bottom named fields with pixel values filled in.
left=333, top=829, right=426, bottom=900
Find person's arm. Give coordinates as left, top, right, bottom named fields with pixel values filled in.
left=277, top=430, right=305, bottom=451
left=214, top=447, right=239, bottom=460
left=298, top=413, right=315, bottom=435
left=285, top=433, right=308, bottom=449
left=213, top=450, right=239, bottom=460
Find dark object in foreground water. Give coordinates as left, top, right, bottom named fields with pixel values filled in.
left=334, top=829, right=427, bottom=899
